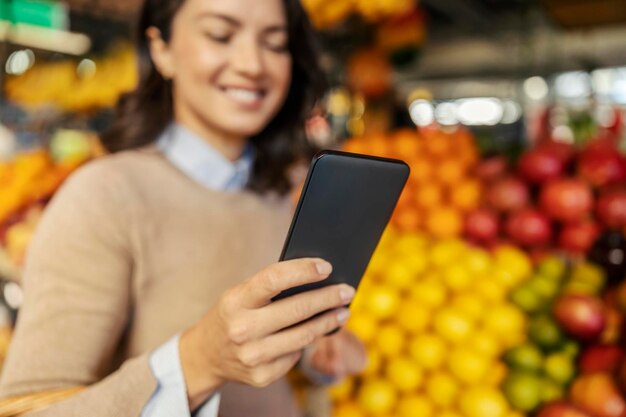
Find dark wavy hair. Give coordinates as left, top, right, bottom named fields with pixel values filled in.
left=101, top=0, right=327, bottom=195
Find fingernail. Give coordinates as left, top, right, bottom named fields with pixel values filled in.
left=316, top=261, right=332, bottom=276
left=337, top=309, right=350, bottom=324
left=339, top=286, right=356, bottom=303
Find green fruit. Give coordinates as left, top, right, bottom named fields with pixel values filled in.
left=562, top=280, right=600, bottom=296
left=529, top=315, right=564, bottom=350
left=504, top=343, right=544, bottom=372
left=510, top=285, right=546, bottom=313
left=544, top=352, right=576, bottom=385
left=570, top=262, right=606, bottom=291
left=540, top=377, right=565, bottom=403
left=537, top=256, right=567, bottom=281
left=560, top=339, right=580, bottom=358
left=528, top=275, right=560, bottom=299
left=502, top=371, right=542, bottom=412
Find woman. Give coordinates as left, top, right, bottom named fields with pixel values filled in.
left=0, top=0, right=366, bottom=415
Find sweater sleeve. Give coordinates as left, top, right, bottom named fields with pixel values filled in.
left=0, top=159, right=158, bottom=416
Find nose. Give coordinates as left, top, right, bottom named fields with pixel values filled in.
left=231, top=35, right=264, bottom=79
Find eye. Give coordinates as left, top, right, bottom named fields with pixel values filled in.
left=264, top=33, right=289, bottom=53
left=204, top=32, right=232, bottom=43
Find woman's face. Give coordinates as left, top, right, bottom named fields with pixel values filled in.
left=151, top=0, right=292, bottom=145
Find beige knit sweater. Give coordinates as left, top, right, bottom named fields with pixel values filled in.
left=0, top=146, right=301, bottom=417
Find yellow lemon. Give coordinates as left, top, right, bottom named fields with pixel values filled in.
left=346, top=313, right=378, bottom=344
left=364, top=285, right=400, bottom=320
left=396, top=394, right=433, bottom=417
left=329, top=377, right=354, bottom=402
left=375, top=324, right=406, bottom=358
left=395, top=232, right=429, bottom=254
left=434, top=307, right=473, bottom=344
left=409, top=334, right=447, bottom=370
left=448, top=347, right=490, bottom=385
left=385, top=262, right=418, bottom=290
left=469, top=330, right=502, bottom=358
left=493, top=246, right=532, bottom=284
left=409, top=277, right=447, bottom=309
left=429, top=238, right=466, bottom=267
left=386, top=357, right=423, bottom=392
left=482, top=304, right=526, bottom=347
left=459, top=386, right=508, bottom=417
left=441, top=264, right=473, bottom=292
left=425, top=371, right=459, bottom=408
left=357, top=379, right=397, bottom=415
left=484, top=362, right=508, bottom=387
left=439, top=410, right=464, bottom=417
left=363, top=348, right=382, bottom=376
left=396, top=301, right=430, bottom=334
left=366, top=250, right=393, bottom=279
left=333, top=401, right=364, bottom=417
left=450, top=293, right=483, bottom=321
left=464, top=247, right=492, bottom=274
left=474, top=278, right=507, bottom=303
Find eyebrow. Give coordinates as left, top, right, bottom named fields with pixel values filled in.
left=196, top=12, right=287, bottom=33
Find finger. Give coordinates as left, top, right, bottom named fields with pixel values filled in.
left=245, top=283, right=355, bottom=338
left=246, top=351, right=302, bottom=388
left=242, top=258, right=333, bottom=308
left=240, top=308, right=350, bottom=367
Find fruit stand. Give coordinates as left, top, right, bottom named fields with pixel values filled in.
left=1, top=0, right=626, bottom=416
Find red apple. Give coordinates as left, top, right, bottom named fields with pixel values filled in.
left=579, top=345, right=624, bottom=374
left=559, top=220, right=601, bottom=255
left=540, top=179, right=594, bottom=223
left=539, top=140, right=576, bottom=164
left=597, top=190, right=626, bottom=229
left=578, top=148, right=626, bottom=188
left=537, top=402, right=593, bottom=417
left=570, top=373, right=626, bottom=417
left=519, top=148, right=565, bottom=183
left=475, top=156, right=508, bottom=183
left=465, top=208, right=500, bottom=243
left=506, top=208, right=552, bottom=246
left=487, top=176, right=530, bottom=212
left=553, top=294, right=607, bottom=342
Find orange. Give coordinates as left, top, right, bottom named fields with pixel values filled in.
left=342, top=138, right=368, bottom=155
left=392, top=129, right=422, bottom=157
left=386, top=357, right=423, bottom=392
left=415, top=183, right=443, bottom=209
left=408, top=158, right=433, bottom=183
left=357, top=379, right=397, bottom=415
left=425, top=206, right=463, bottom=238
left=363, top=135, right=391, bottom=158
left=423, top=131, right=453, bottom=158
left=396, top=394, right=433, bottom=417
left=450, top=178, right=482, bottom=212
left=395, top=187, right=415, bottom=210
left=391, top=207, right=421, bottom=232
left=435, top=159, right=466, bottom=185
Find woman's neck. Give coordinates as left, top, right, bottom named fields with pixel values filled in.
left=173, top=114, right=247, bottom=163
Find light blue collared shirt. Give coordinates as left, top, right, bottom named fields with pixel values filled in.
left=141, top=123, right=253, bottom=417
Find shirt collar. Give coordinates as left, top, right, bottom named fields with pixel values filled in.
left=156, top=123, right=254, bottom=191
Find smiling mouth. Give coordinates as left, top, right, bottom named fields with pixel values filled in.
left=221, top=86, right=267, bottom=105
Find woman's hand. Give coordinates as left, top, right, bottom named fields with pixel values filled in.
left=179, top=258, right=355, bottom=409
left=304, top=328, right=367, bottom=381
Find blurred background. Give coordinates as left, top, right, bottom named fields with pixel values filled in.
left=2, top=1, right=626, bottom=417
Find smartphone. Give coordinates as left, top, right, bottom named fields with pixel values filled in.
left=271, top=150, right=409, bottom=302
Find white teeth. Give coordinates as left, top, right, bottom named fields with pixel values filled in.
left=224, top=87, right=263, bottom=103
